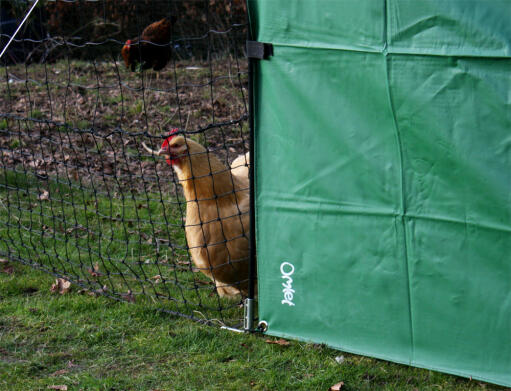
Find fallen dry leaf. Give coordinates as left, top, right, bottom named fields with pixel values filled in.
left=50, top=278, right=71, bottom=295
left=93, top=285, right=109, bottom=295
left=87, top=263, right=101, bottom=277
left=265, top=339, right=290, bottom=346
left=335, top=355, right=345, bottom=364
left=122, top=290, right=135, bottom=303
left=196, top=279, right=213, bottom=285
left=50, top=369, right=69, bottom=377
left=151, top=275, right=162, bottom=283
left=1, top=265, right=14, bottom=274
left=67, top=360, right=78, bottom=368
left=329, top=381, right=344, bottom=391
left=38, top=190, right=50, bottom=201
left=48, top=386, right=67, bottom=391
left=78, top=288, right=96, bottom=297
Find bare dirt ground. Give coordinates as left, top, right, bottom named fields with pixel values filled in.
left=0, top=56, right=249, bottom=192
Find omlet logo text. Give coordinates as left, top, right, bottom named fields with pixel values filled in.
left=280, top=262, right=295, bottom=306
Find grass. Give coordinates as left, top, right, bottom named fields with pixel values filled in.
left=1, top=169, right=509, bottom=390
left=128, top=100, right=144, bottom=116
left=1, top=263, right=509, bottom=391
left=0, top=168, right=243, bottom=328
left=31, top=109, right=46, bottom=120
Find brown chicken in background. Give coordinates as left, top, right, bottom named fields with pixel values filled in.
left=143, top=132, right=251, bottom=297
left=121, top=17, right=173, bottom=71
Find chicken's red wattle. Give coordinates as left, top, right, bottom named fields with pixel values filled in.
left=161, top=128, right=180, bottom=165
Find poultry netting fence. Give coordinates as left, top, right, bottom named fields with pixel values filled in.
left=0, top=0, right=252, bottom=329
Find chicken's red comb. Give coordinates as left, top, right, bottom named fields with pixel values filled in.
left=161, top=128, right=180, bottom=148
left=125, top=39, right=132, bottom=46
left=161, top=128, right=180, bottom=165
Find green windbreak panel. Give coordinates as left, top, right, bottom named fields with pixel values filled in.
left=253, top=0, right=384, bottom=52
left=387, top=1, right=511, bottom=57
left=391, top=54, right=511, bottom=381
left=255, top=47, right=412, bottom=362
left=251, top=0, right=511, bottom=387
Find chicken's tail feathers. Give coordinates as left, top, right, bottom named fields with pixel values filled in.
left=231, top=152, right=250, bottom=169
left=230, top=152, right=250, bottom=183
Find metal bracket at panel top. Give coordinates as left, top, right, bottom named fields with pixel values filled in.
left=246, top=41, right=274, bottom=60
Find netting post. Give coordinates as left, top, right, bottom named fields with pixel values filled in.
left=244, top=0, right=273, bottom=330
left=244, top=54, right=256, bottom=331
left=245, top=1, right=256, bottom=332
left=244, top=0, right=274, bottom=331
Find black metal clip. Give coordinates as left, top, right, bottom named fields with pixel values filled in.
left=246, top=41, right=273, bottom=60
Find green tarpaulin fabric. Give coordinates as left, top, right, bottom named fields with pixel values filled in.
left=250, top=0, right=511, bottom=387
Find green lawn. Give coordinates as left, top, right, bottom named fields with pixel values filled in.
left=0, top=169, right=509, bottom=390
left=0, top=168, right=244, bottom=329
left=2, top=263, right=509, bottom=391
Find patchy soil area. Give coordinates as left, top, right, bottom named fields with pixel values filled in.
left=0, top=56, right=249, bottom=191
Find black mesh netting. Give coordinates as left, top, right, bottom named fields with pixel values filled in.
left=0, top=0, right=252, bottom=329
